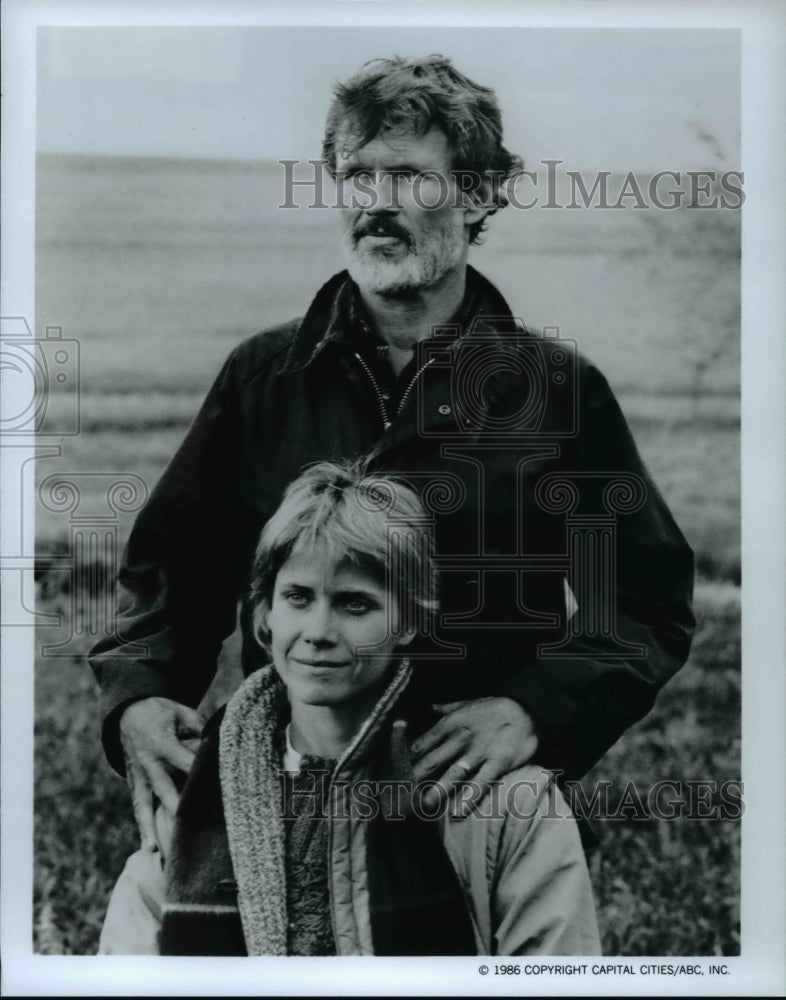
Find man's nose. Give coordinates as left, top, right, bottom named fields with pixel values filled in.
left=365, top=172, right=403, bottom=214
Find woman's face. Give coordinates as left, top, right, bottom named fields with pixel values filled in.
left=265, top=551, right=413, bottom=713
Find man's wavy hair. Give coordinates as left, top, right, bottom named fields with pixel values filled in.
left=249, top=461, right=438, bottom=646
left=322, top=55, right=523, bottom=244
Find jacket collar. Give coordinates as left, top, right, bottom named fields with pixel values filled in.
left=278, top=265, right=524, bottom=376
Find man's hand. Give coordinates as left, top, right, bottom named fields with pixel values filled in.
left=409, top=697, right=538, bottom=818
left=119, top=697, right=205, bottom=850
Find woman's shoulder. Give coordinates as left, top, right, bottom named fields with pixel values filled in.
left=489, top=765, right=574, bottom=820
left=441, top=766, right=578, bottom=875
left=445, top=765, right=571, bottom=828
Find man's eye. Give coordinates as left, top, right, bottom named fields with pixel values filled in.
left=387, top=169, right=417, bottom=182
left=343, top=169, right=374, bottom=185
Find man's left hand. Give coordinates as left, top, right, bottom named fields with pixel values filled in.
left=409, top=697, right=538, bottom=818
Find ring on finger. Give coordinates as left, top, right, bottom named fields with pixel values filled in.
left=454, top=757, right=472, bottom=777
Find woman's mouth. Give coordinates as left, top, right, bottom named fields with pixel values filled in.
left=293, top=659, right=351, bottom=668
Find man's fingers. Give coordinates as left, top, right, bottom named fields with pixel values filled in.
left=126, top=735, right=198, bottom=846
left=409, top=719, right=449, bottom=761
left=161, top=738, right=199, bottom=775
left=449, top=736, right=538, bottom=819
left=127, top=762, right=157, bottom=851
left=410, top=715, right=474, bottom=762
left=409, top=697, right=540, bottom=815
left=179, top=735, right=203, bottom=756
left=174, top=705, right=206, bottom=738
left=411, top=734, right=468, bottom=784
left=520, top=733, right=538, bottom=766
left=417, top=753, right=480, bottom=812
left=146, top=765, right=183, bottom=819
left=119, top=697, right=204, bottom=766
left=430, top=700, right=470, bottom=716
left=118, top=697, right=202, bottom=849
left=442, top=755, right=479, bottom=787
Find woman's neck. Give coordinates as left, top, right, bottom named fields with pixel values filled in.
left=288, top=699, right=373, bottom=760
left=286, top=660, right=408, bottom=759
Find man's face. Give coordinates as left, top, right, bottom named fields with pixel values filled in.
left=334, top=126, right=476, bottom=297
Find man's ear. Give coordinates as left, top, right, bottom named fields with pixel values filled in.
left=463, top=206, right=489, bottom=234
left=457, top=172, right=492, bottom=230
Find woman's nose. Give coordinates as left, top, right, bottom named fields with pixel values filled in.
left=301, top=601, right=337, bottom=645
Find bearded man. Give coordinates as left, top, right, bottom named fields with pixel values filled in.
left=90, top=55, right=695, bottom=849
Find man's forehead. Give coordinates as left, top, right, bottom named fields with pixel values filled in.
left=334, top=123, right=452, bottom=167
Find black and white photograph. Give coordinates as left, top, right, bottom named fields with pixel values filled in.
left=1, top=1, right=784, bottom=995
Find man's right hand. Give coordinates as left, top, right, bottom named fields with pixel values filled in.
left=118, top=696, right=205, bottom=851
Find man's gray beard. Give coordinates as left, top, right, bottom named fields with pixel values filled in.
left=341, top=227, right=465, bottom=297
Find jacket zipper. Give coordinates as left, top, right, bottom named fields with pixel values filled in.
left=354, top=352, right=436, bottom=432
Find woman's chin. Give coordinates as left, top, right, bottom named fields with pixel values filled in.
left=287, top=677, right=346, bottom=707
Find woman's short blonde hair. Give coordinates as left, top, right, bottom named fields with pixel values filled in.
left=249, top=461, right=438, bottom=642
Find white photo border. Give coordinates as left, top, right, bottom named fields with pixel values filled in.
left=2, top=0, right=784, bottom=996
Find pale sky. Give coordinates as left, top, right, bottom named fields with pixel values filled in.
left=37, top=26, right=740, bottom=171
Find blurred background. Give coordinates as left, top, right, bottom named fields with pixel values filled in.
left=32, top=25, right=740, bottom=954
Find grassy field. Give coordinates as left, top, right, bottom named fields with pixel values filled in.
left=31, top=153, right=741, bottom=955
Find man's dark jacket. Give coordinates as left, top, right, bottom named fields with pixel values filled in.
left=90, top=267, right=695, bottom=780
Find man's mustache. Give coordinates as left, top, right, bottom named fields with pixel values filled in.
left=353, top=218, right=412, bottom=245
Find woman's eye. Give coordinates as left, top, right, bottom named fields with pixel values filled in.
left=342, top=599, right=373, bottom=615
left=284, top=591, right=309, bottom=608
